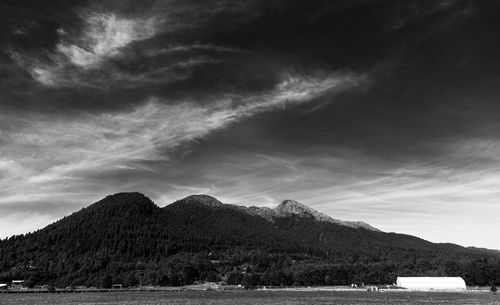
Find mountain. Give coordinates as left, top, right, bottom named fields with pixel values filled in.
left=267, top=199, right=379, bottom=231
left=0, top=192, right=499, bottom=288
left=224, top=199, right=380, bottom=231
left=179, top=194, right=224, bottom=207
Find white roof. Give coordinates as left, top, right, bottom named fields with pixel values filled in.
left=396, top=277, right=466, bottom=290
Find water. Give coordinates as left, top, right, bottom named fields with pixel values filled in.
left=0, top=291, right=498, bottom=305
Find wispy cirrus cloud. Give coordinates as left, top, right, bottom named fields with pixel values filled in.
left=57, top=12, right=158, bottom=69
left=0, top=71, right=365, bottom=236
left=24, top=12, right=161, bottom=87
left=8, top=9, right=233, bottom=89
left=10, top=2, right=252, bottom=89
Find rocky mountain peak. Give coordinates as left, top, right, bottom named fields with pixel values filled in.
left=275, top=199, right=332, bottom=221
left=272, top=199, right=381, bottom=231
left=181, top=194, right=223, bottom=207
left=276, top=199, right=312, bottom=215
left=174, top=195, right=380, bottom=232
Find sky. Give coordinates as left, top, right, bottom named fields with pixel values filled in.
left=1, top=0, right=500, bottom=249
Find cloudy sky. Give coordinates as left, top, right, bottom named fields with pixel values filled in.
left=1, top=0, right=500, bottom=249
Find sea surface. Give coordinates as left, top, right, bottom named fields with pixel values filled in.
left=0, top=290, right=498, bottom=305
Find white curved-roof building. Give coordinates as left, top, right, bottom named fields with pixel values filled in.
left=396, top=277, right=466, bottom=291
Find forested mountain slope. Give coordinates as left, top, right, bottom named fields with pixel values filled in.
left=1, top=192, right=499, bottom=288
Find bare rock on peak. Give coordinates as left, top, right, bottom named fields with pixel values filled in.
left=181, top=194, right=223, bottom=207
left=275, top=200, right=334, bottom=222
left=273, top=199, right=380, bottom=231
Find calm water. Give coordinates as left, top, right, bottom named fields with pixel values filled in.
left=0, top=291, right=498, bottom=305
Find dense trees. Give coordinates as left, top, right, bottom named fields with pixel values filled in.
left=1, top=192, right=499, bottom=288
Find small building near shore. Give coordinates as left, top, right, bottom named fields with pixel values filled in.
left=396, top=277, right=466, bottom=291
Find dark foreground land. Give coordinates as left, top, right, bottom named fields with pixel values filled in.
left=0, top=290, right=498, bottom=305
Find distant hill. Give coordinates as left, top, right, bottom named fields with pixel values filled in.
left=0, top=192, right=499, bottom=288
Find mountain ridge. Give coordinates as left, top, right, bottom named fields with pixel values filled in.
left=175, top=195, right=380, bottom=231
left=1, top=192, right=499, bottom=288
